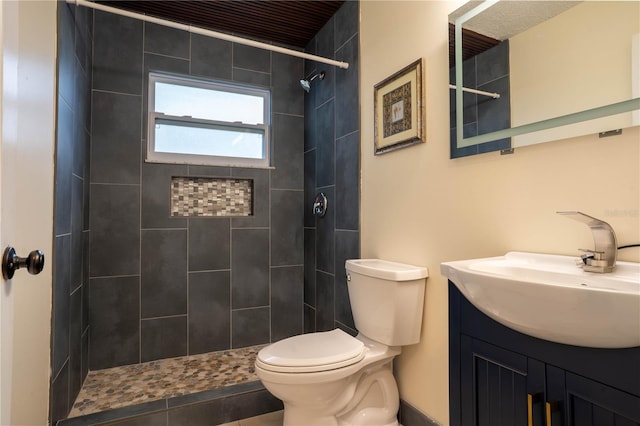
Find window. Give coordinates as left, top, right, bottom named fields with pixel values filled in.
left=147, top=72, right=271, bottom=168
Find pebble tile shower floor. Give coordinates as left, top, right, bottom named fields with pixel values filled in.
left=69, top=345, right=265, bottom=418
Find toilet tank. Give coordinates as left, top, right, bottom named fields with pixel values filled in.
left=345, top=259, right=428, bottom=346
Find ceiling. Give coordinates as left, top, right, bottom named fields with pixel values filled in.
left=98, top=1, right=345, bottom=49
left=448, top=1, right=580, bottom=67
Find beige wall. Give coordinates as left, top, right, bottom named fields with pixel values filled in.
left=511, top=1, right=640, bottom=146
left=360, top=2, right=640, bottom=424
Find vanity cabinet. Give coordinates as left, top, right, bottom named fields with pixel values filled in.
left=449, top=282, right=640, bottom=426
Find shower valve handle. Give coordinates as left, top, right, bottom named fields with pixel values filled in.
left=313, top=193, right=328, bottom=217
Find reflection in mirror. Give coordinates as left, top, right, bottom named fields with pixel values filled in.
left=449, top=1, right=640, bottom=157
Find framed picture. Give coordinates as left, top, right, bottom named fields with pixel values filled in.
left=374, top=58, right=424, bottom=155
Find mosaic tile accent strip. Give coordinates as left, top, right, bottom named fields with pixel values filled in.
left=68, top=345, right=265, bottom=418
left=171, top=176, right=253, bottom=217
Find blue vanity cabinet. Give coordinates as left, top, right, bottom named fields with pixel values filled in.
left=449, top=281, right=640, bottom=426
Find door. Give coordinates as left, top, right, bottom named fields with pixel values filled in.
left=0, top=1, right=56, bottom=424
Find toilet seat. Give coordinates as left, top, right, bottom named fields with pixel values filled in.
left=257, top=329, right=365, bottom=373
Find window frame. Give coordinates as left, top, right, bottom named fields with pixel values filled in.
left=147, top=72, right=271, bottom=168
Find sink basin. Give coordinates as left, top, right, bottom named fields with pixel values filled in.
left=441, top=252, right=640, bottom=348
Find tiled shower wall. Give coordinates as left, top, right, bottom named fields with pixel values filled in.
left=51, top=2, right=93, bottom=422
left=304, top=1, right=361, bottom=334
left=449, top=40, right=511, bottom=157
left=89, top=11, right=304, bottom=370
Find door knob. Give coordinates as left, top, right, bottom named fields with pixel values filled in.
left=2, top=246, right=45, bottom=280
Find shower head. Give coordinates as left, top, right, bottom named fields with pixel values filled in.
left=300, top=71, right=325, bottom=92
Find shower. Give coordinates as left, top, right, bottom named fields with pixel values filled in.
left=300, top=71, right=325, bottom=92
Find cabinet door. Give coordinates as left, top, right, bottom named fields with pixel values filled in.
left=563, top=372, right=640, bottom=426
left=460, top=336, right=540, bottom=426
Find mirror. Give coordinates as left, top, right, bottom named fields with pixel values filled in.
left=449, top=1, right=640, bottom=155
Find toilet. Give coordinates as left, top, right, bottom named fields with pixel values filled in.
left=255, top=259, right=428, bottom=426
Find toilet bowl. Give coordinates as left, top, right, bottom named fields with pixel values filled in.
left=255, top=259, right=428, bottom=426
left=256, top=329, right=401, bottom=426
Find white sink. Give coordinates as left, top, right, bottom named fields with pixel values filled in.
left=440, top=252, right=640, bottom=348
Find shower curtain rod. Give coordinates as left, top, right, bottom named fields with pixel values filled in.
left=66, top=0, right=350, bottom=70
left=448, top=84, right=500, bottom=99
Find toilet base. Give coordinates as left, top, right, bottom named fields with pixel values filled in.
left=275, top=360, right=400, bottom=426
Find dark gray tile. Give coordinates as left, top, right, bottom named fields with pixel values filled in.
left=75, top=57, right=92, bottom=141
left=168, top=381, right=264, bottom=408
left=52, top=235, right=70, bottom=377
left=188, top=218, right=230, bottom=272
left=57, top=400, right=166, bottom=426
left=232, top=68, right=270, bottom=87
left=189, top=271, right=231, bottom=354
left=335, top=231, right=359, bottom=329
left=231, top=168, right=269, bottom=228
left=82, top=232, right=90, bottom=331
left=233, top=43, right=270, bottom=73
left=81, top=329, right=89, bottom=387
left=315, top=18, right=335, bottom=108
left=316, top=271, right=335, bottom=332
left=93, top=11, right=143, bottom=95
left=478, top=76, right=511, bottom=135
left=91, top=91, right=141, bottom=185
left=141, top=230, right=187, bottom=318
left=50, top=362, right=69, bottom=424
left=271, top=113, right=304, bottom=190
left=141, top=163, right=188, bottom=229
left=191, top=34, right=232, bottom=80
left=90, top=184, right=140, bottom=277
left=73, top=108, right=89, bottom=179
left=399, top=399, right=440, bottom=426
left=69, top=288, right=83, bottom=409
left=55, top=98, right=73, bottom=236
left=272, top=53, right=304, bottom=116
left=100, top=411, right=168, bottom=426
left=304, top=228, right=316, bottom=306
left=231, top=307, right=270, bottom=348
left=71, top=176, right=83, bottom=293
left=316, top=186, right=335, bottom=274
left=141, top=316, right=187, bottom=362
left=144, top=22, right=189, bottom=58
left=476, top=40, right=509, bottom=86
left=304, top=150, right=317, bottom=227
left=335, top=131, right=360, bottom=231
left=73, top=3, right=93, bottom=76
left=335, top=35, right=359, bottom=139
left=231, top=229, right=269, bottom=309
left=89, top=276, right=140, bottom=369
left=271, top=266, right=304, bottom=341
left=271, top=190, right=303, bottom=267
left=304, top=304, right=316, bottom=334
left=316, top=100, right=335, bottom=188
left=188, top=165, right=232, bottom=178
left=58, top=4, right=75, bottom=107
left=83, top=154, right=91, bottom=230
left=335, top=1, right=359, bottom=50
left=304, top=93, right=317, bottom=152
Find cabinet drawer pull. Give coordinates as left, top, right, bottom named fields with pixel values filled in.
left=528, top=393, right=542, bottom=426
left=545, top=401, right=560, bottom=426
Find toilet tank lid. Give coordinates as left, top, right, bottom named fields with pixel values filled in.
left=345, top=259, right=428, bottom=281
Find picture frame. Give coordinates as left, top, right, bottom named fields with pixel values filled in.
left=374, top=58, right=425, bottom=155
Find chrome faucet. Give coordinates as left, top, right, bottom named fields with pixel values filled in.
left=557, top=211, right=617, bottom=273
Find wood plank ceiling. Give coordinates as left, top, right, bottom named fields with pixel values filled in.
left=97, top=1, right=496, bottom=69
left=98, top=0, right=345, bottom=49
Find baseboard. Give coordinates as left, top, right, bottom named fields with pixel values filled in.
left=398, top=399, right=442, bottom=426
